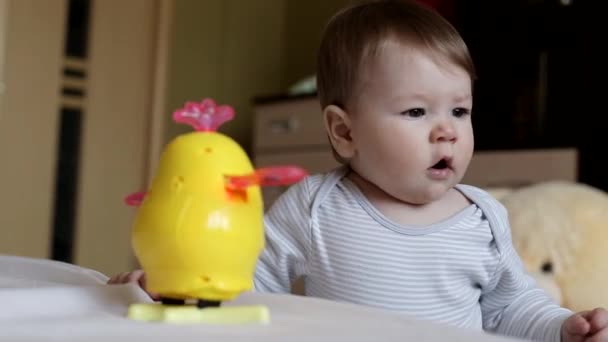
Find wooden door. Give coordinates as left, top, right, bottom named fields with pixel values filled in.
left=0, top=0, right=67, bottom=258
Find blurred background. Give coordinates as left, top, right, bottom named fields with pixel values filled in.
left=0, top=0, right=606, bottom=276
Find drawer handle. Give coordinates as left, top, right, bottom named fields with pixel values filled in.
left=268, top=118, right=299, bottom=133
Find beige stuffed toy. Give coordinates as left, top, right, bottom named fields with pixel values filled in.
left=497, top=181, right=608, bottom=312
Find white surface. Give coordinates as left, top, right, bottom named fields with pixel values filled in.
left=0, top=255, right=519, bottom=341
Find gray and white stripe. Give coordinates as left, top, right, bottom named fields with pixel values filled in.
left=255, top=167, right=572, bottom=341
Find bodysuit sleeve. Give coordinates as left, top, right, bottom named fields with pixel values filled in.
left=479, top=195, right=572, bottom=342
left=253, top=177, right=313, bottom=294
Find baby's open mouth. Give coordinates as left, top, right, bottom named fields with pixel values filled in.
left=430, top=158, right=450, bottom=170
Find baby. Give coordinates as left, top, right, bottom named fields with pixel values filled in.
left=110, top=0, right=608, bottom=340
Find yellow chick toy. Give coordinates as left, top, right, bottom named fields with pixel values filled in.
left=124, top=98, right=307, bottom=324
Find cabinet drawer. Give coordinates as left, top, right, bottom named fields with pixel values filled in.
left=253, top=97, right=328, bottom=150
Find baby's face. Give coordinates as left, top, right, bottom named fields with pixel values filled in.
left=347, top=40, right=474, bottom=205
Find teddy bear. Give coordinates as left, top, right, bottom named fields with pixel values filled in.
left=496, top=180, right=608, bottom=312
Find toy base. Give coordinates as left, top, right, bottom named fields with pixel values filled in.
left=127, top=303, right=270, bottom=325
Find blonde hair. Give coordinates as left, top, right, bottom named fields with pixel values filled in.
left=317, top=0, right=476, bottom=110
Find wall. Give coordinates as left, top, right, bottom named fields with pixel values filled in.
left=280, top=0, right=352, bottom=89
left=0, top=0, right=6, bottom=102
left=163, top=0, right=356, bottom=153
left=163, top=0, right=286, bottom=154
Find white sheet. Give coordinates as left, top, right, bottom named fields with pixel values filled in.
left=0, top=255, right=519, bottom=341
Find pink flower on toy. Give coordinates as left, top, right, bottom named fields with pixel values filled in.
left=172, top=98, right=235, bottom=132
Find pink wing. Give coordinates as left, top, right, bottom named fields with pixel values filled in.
left=226, top=166, right=308, bottom=191
left=125, top=192, right=146, bottom=206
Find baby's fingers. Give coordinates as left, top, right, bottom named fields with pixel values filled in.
left=585, top=308, right=608, bottom=335
left=107, top=270, right=160, bottom=301
left=563, top=313, right=590, bottom=340
left=586, top=325, right=608, bottom=342
left=136, top=272, right=161, bottom=300
left=107, top=272, right=128, bottom=284
left=107, top=270, right=144, bottom=285
left=125, top=270, right=145, bottom=283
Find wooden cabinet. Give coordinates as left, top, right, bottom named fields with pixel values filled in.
left=0, top=0, right=161, bottom=276
left=254, top=96, right=329, bottom=151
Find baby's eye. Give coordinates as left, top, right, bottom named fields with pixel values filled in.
left=452, top=107, right=470, bottom=118
left=400, top=108, right=425, bottom=118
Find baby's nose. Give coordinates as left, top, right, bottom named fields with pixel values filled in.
left=430, top=121, right=457, bottom=143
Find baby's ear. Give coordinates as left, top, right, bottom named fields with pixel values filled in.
left=324, top=105, right=355, bottom=160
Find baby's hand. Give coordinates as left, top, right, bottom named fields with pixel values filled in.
left=107, top=270, right=160, bottom=300
left=562, top=307, right=608, bottom=342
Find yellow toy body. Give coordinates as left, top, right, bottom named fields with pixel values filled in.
left=132, top=132, right=263, bottom=301
left=125, top=99, right=306, bottom=323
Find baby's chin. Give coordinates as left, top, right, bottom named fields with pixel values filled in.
left=385, top=184, right=454, bottom=206
left=349, top=169, right=457, bottom=205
